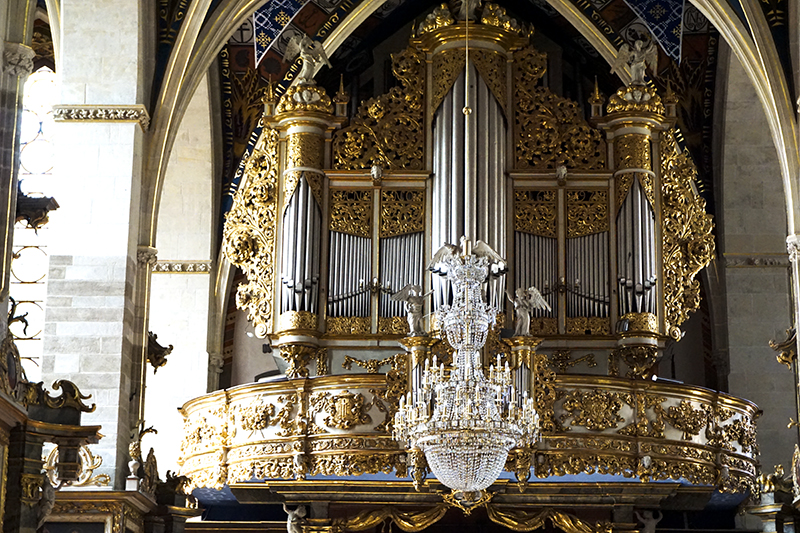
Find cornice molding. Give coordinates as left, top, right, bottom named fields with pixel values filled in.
left=724, top=253, right=791, bottom=268
left=152, top=261, right=212, bottom=274
left=53, top=104, right=150, bottom=131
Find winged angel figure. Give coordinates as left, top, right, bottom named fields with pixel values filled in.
left=283, top=33, right=332, bottom=85
left=392, top=284, right=433, bottom=336
left=611, top=39, right=658, bottom=86
left=428, top=236, right=507, bottom=275
left=506, top=287, right=551, bottom=337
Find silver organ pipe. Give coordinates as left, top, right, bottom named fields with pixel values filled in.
left=327, top=231, right=372, bottom=317
left=281, top=173, right=322, bottom=314
left=616, top=178, right=657, bottom=315
left=514, top=232, right=558, bottom=318
left=379, top=232, right=424, bottom=316
left=432, top=64, right=507, bottom=311
left=565, top=232, right=609, bottom=317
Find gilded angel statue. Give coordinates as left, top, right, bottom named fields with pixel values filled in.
left=611, top=39, right=658, bottom=86
left=392, top=284, right=432, bottom=336
left=283, top=33, right=332, bottom=85
left=506, top=286, right=551, bottom=337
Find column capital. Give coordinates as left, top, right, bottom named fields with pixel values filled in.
left=787, top=235, right=800, bottom=262
left=3, top=42, right=35, bottom=78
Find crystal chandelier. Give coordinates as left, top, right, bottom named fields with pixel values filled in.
left=393, top=243, right=540, bottom=497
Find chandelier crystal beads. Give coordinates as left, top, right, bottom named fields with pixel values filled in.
left=393, top=244, right=539, bottom=496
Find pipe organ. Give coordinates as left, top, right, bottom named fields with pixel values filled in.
left=208, top=2, right=751, bottom=504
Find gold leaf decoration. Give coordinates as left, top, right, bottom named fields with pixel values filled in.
left=333, top=47, right=425, bottom=170
left=222, top=126, right=279, bottom=337
left=380, top=189, right=424, bottom=238
left=514, top=190, right=557, bottom=237
left=566, top=190, right=608, bottom=237
left=514, top=45, right=605, bottom=170
left=330, top=189, right=373, bottom=238
left=661, top=129, right=715, bottom=340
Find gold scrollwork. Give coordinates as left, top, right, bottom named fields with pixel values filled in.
left=278, top=344, right=319, bottom=379
left=615, top=134, right=650, bottom=171
left=287, top=132, right=324, bottom=170
left=617, top=392, right=666, bottom=438
left=223, top=126, right=280, bottom=337
left=342, top=355, right=396, bottom=374
left=612, top=345, right=660, bottom=379
left=515, top=190, right=557, bottom=237
left=472, top=49, right=508, bottom=116
left=23, top=379, right=95, bottom=412
left=431, top=49, right=466, bottom=117
left=333, top=47, right=425, bottom=170
left=514, top=45, right=606, bottom=170
left=311, top=391, right=371, bottom=430
left=326, top=316, right=371, bottom=336
left=20, top=473, right=41, bottom=506
left=619, top=312, right=658, bottom=334
left=279, top=311, right=318, bottom=334
left=607, top=85, right=665, bottom=115
left=378, top=316, right=410, bottom=336
left=561, top=389, right=625, bottom=431
left=330, top=190, right=373, bottom=238
left=665, top=400, right=708, bottom=440
left=417, top=4, right=454, bottom=34
left=566, top=190, right=608, bottom=238
left=549, top=350, right=597, bottom=373
left=380, top=189, right=424, bottom=238
left=769, top=328, right=796, bottom=369
left=661, top=129, right=715, bottom=340
left=565, top=317, right=610, bottom=336
left=275, top=85, right=333, bottom=115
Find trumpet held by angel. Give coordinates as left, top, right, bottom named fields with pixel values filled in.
left=507, top=286, right=551, bottom=337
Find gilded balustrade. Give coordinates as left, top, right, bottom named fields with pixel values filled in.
left=178, top=372, right=758, bottom=493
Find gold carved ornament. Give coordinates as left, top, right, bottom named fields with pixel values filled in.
left=565, top=317, right=610, bottom=336
left=378, top=316, right=410, bottom=335
left=333, top=47, right=425, bottom=170
left=514, top=46, right=606, bottom=170
left=44, top=445, right=110, bottom=487
left=222, top=126, right=280, bottom=337
left=275, top=85, right=333, bottom=115
left=661, top=129, right=715, bottom=340
left=342, top=355, right=397, bottom=373
left=417, top=4, right=454, bottom=34
left=664, top=400, right=708, bottom=440
left=326, top=317, right=371, bottom=336
left=560, top=389, right=624, bottom=431
left=607, top=85, right=665, bottom=115
left=329, top=189, right=373, bottom=238
left=515, top=190, right=557, bottom=238
left=380, top=189, right=424, bottom=238
left=566, top=190, right=609, bottom=238
left=333, top=504, right=448, bottom=532
left=549, top=350, right=597, bottom=373
left=311, top=391, right=371, bottom=430
left=485, top=506, right=609, bottom=533
left=430, top=49, right=507, bottom=119
left=769, top=328, right=796, bottom=369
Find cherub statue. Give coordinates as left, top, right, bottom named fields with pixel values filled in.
left=391, top=284, right=432, bottom=336
left=283, top=33, right=332, bottom=86
left=451, top=0, right=482, bottom=20
left=611, top=39, right=658, bottom=86
left=506, top=287, right=551, bottom=337
left=634, top=510, right=662, bottom=533
left=283, top=504, right=307, bottom=533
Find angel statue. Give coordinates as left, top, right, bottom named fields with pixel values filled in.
left=283, top=33, right=332, bottom=86
left=391, top=284, right=432, bottom=336
left=506, top=286, right=551, bottom=337
left=429, top=236, right=506, bottom=274
left=283, top=504, right=306, bottom=533
left=611, top=39, right=657, bottom=86
left=634, top=510, right=662, bottom=533
left=451, top=0, right=482, bottom=21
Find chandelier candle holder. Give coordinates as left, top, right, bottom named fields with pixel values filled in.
left=393, top=240, right=540, bottom=503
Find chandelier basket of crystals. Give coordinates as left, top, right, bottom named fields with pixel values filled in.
left=392, top=5, right=541, bottom=503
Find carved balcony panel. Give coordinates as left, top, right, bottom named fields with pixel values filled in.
left=178, top=372, right=758, bottom=494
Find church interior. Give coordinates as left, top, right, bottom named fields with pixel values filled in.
left=1, top=0, right=800, bottom=532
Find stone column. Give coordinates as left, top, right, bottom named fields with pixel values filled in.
left=41, top=0, right=148, bottom=487
left=0, top=1, right=37, bottom=340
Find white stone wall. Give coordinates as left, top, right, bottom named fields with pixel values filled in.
left=718, top=47, right=795, bottom=471
left=144, top=74, right=215, bottom=476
